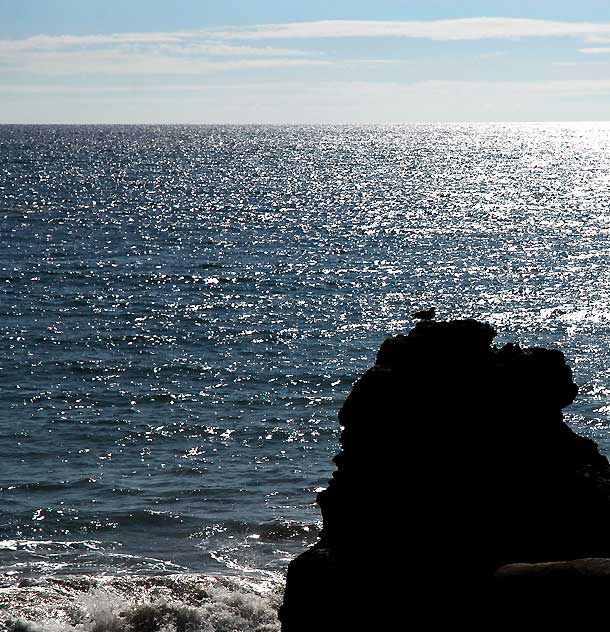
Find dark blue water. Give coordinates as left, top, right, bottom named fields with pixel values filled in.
left=1, top=123, right=610, bottom=629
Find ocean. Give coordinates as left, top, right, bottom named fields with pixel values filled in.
left=1, top=123, right=610, bottom=629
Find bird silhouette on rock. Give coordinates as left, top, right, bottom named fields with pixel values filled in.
left=411, top=307, right=436, bottom=321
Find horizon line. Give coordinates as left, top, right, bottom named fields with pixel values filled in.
left=2, top=120, right=610, bottom=125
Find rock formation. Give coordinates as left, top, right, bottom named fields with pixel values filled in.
left=279, top=320, right=610, bottom=630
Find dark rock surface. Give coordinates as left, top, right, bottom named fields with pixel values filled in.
left=496, top=558, right=610, bottom=581
left=279, top=320, right=610, bottom=629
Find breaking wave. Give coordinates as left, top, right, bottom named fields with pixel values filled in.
left=1, top=574, right=282, bottom=632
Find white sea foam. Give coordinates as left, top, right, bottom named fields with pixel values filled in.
left=1, top=574, right=282, bottom=632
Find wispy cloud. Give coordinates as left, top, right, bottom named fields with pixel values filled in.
left=7, top=49, right=331, bottom=76
left=578, top=47, right=610, bottom=54
left=208, top=18, right=610, bottom=41
left=0, top=32, right=188, bottom=52
left=583, top=34, right=610, bottom=44
left=161, top=43, right=311, bottom=57
left=0, top=30, right=324, bottom=76
left=0, top=33, right=312, bottom=57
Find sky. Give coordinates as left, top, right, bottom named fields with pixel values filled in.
left=1, top=0, right=610, bottom=123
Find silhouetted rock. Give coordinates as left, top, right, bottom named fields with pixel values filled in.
left=279, top=319, right=610, bottom=629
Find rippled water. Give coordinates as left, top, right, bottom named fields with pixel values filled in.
left=1, top=123, right=610, bottom=627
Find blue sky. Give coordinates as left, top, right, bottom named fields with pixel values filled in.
left=1, top=0, right=610, bottom=123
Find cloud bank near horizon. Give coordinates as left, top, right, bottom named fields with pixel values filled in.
left=4, top=78, right=610, bottom=124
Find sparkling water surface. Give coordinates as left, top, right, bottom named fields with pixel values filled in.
left=1, top=123, right=610, bottom=627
